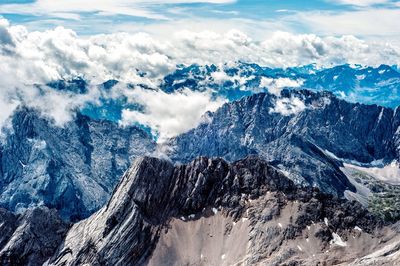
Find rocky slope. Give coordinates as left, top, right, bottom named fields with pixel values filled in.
left=167, top=89, right=400, bottom=197
left=0, top=108, right=156, bottom=221
left=30, top=156, right=398, bottom=266
left=0, top=207, right=69, bottom=266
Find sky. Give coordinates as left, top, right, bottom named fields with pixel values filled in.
left=0, top=0, right=399, bottom=42
left=1, top=0, right=400, bottom=140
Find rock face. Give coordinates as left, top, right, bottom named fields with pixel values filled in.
left=168, top=90, right=400, bottom=196
left=0, top=207, right=69, bottom=266
left=46, top=156, right=397, bottom=266
left=0, top=108, right=156, bottom=221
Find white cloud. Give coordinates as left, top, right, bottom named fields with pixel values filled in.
left=270, top=97, right=306, bottom=116
left=120, top=88, right=226, bottom=141
left=327, top=0, right=392, bottom=6
left=0, top=19, right=399, bottom=137
left=0, top=0, right=236, bottom=21
left=291, top=8, right=400, bottom=38
left=260, top=77, right=303, bottom=96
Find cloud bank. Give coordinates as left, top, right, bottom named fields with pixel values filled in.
left=120, top=88, right=226, bottom=141
left=0, top=19, right=400, bottom=139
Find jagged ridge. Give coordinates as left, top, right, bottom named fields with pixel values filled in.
left=35, top=156, right=387, bottom=265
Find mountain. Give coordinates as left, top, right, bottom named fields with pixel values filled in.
left=167, top=89, right=400, bottom=199
left=160, top=63, right=400, bottom=107
left=2, top=62, right=400, bottom=222
left=42, top=63, right=400, bottom=125
left=0, top=108, right=156, bottom=221
left=2, top=156, right=398, bottom=265
left=0, top=207, right=69, bottom=266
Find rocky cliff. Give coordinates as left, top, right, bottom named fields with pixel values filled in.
left=0, top=108, right=156, bottom=221
left=33, top=156, right=398, bottom=266
left=168, top=90, right=400, bottom=197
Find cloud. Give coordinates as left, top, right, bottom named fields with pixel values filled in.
left=0, top=0, right=236, bottom=21
left=261, top=31, right=400, bottom=66
left=292, top=8, right=400, bottom=38
left=270, top=96, right=306, bottom=116
left=0, top=19, right=399, bottom=137
left=260, top=77, right=303, bottom=96
left=327, top=0, right=392, bottom=7
left=120, top=88, right=226, bottom=141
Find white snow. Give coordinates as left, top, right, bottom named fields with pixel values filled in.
left=212, top=208, right=218, bottom=214
left=324, top=148, right=400, bottom=185
left=356, top=74, right=366, bottom=80
left=343, top=161, right=400, bottom=185
left=330, top=232, right=347, bottom=247
left=355, top=226, right=363, bottom=232
left=297, top=245, right=303, bottom=251
left=221, top=254, right=226, bottom=260
left=377, top=108, right=384, bottom=124
left=324, top=218, right=329, bottom=226
left=278, top=223, right=283, bottom=228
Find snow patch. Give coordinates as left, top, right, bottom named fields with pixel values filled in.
left=356, top=74, right=366, bottom=80
left=343, top=161, right=400, bottom=185
left=324, top=217, right=329, bottom=226
left=212, top=208, right=218, bottom=214
left=330, top=232, right=347, bottom=247
left=355, top=226, right=362, bottom=232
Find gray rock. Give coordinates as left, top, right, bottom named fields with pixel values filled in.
left=168, top=90, right=400, bottom=196
left=0, top=207, right=69, bottom=266
left=0, top=108, right=156, bottom=221
left=47, top=156, right=383, bottom=266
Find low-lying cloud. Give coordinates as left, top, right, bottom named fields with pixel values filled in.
left=0, top=18, right=400, bottom=138
left=120, top=88, right=226, bottom=142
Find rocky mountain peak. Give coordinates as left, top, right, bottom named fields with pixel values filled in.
left=40, top=155, right=390, bottom=265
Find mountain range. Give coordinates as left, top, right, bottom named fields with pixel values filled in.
left=1, top=156, right=399, bottom=265
left=1, top=63, right=400, bottom=264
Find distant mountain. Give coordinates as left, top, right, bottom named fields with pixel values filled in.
left=42, top=63, right=400, bottom=126
left=3, top=156, right=399, bottom=265
left=167, top=89, right=400, bottom=197
left=2, top=63, right=400, bottom=222
left=0, top=108, right=156, bottom=221
left=161, top=63, right=400, bottom=108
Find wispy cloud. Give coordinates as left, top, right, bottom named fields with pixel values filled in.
left=290, top=7, right=400, bottom=38
left=326, top=0, right=394, bottom=7
left=0, top=0, right=237, bottom=21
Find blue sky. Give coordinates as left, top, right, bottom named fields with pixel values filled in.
left=0, top=0, right=399, bottom=41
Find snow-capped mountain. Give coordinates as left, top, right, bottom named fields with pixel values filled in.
left=1, top=63, right=400, bottom=223
left=160, top=63, right=400, bottom=107
left=0, top=108, right=156, bottom=221
left=41, top=63, right=400, bottom=125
